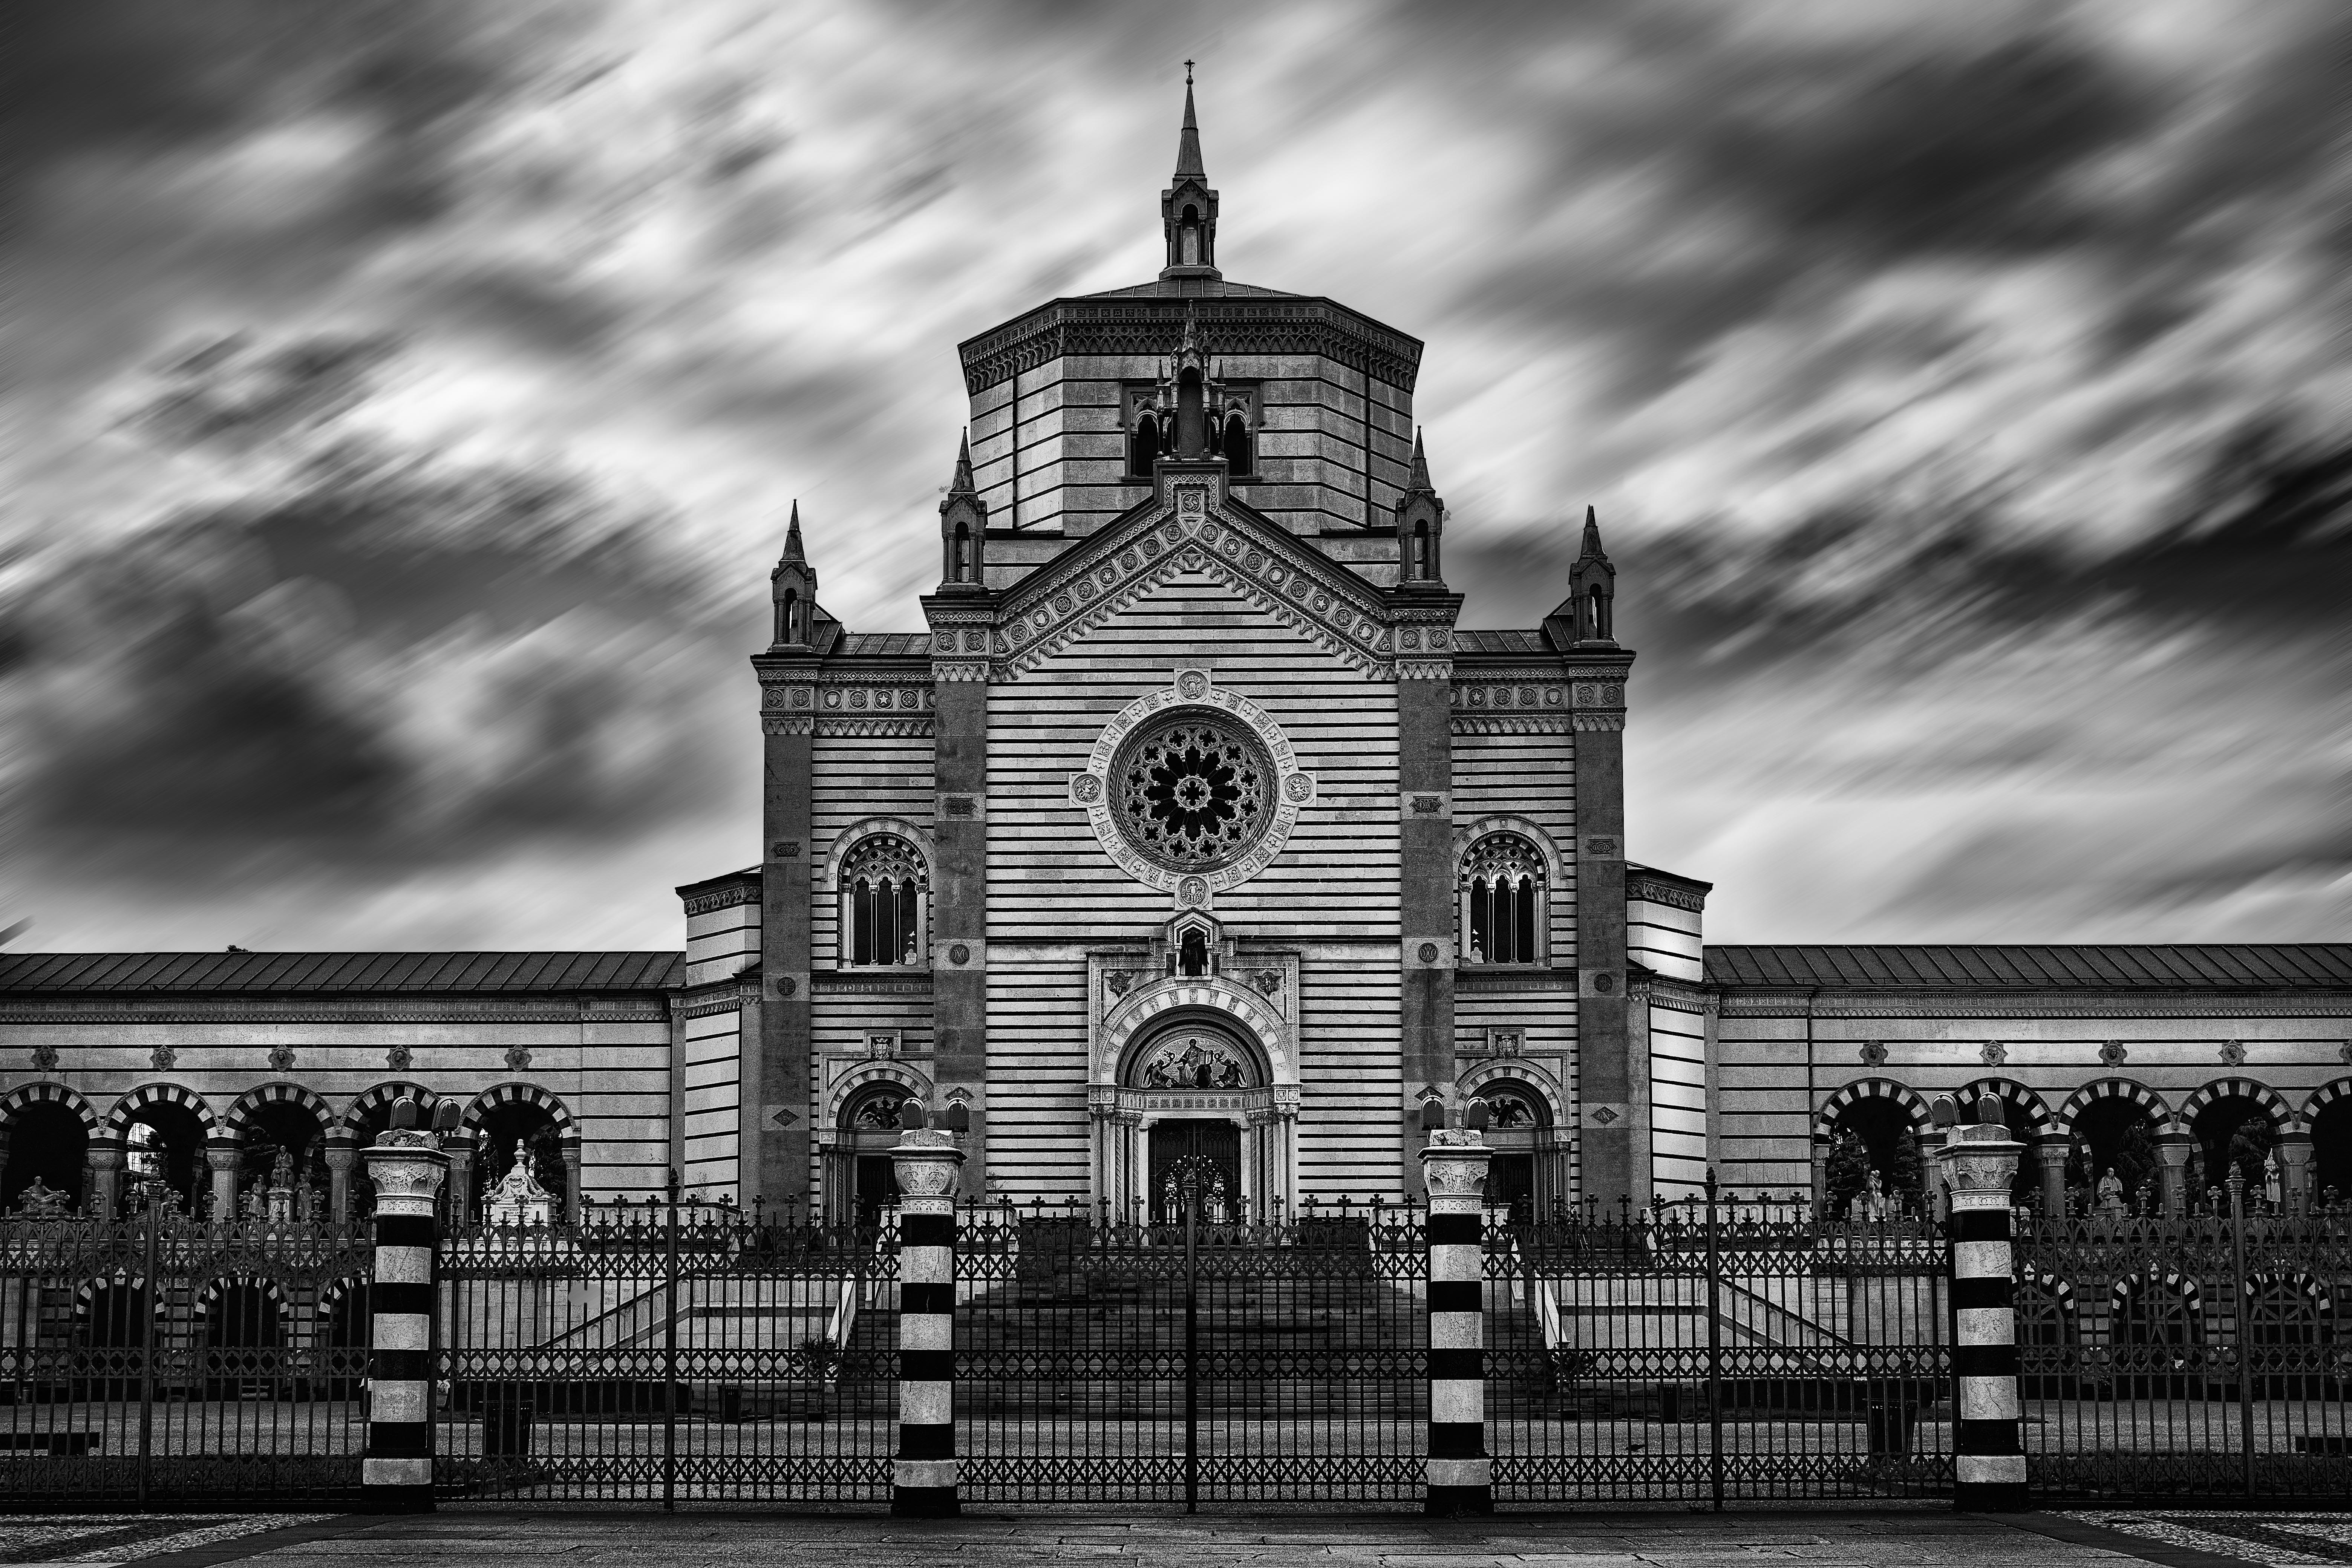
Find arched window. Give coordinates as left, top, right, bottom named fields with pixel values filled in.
left=1178, top=928, right=1210, bottom=977
left=841, top=835, right=928, bottom=968
left=1180, top=204, right=1201, bottom=266
left=1586, top=584, right=1609, bottom=640
left=778, top=589, right=800, bottom=645
left=952, top=523, right=973, bottom=584
left=1221, top=412, right=1251, bottom=476
left=1410, top=521, right=1430, bottom=580
left=1460, top=833, right=1545, bottom=965
left=1133, top=412, right=1161, bottom=475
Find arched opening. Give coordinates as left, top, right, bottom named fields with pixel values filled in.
left=78, top=1280, right=152, bottom=1349
left=238, top=1101, right=325, bottom=1219
left=778, top=588, right=799, bottom=645
left=1467, top=1080, right=1551, bottom=1223
left=2017, top=1275, right=2077, bottom=1398
left=1585, top=585, right=1609, bottom=640
left=952, top=523, right=972, bottom=584
left=836, top=1085, right=911, bottom=1228
left=1149, top=1118, right=1239, bottom=1224
left=2190, top=1093, right=2277, bottom=1208
left=2067, top=1098, right=2159, bottom=1216
left=318, top=1283, right=367, bottom=1398
left=3, top=1101, right=88, bottom=1213
left=1461, top=834, right=1545, bottom=965
left=202, top=1280, right=283, bottom=1399
left=2313, top=1097, right=2352, bottom=1207
left=1179, top=204, right=1202, bottom=266
left=472, top=1103, right=568, bottom=1221
left=1221, top=412, right=1251, bottom=476
left=1132, top=412, right=1161, bottom=473
left=1177, top=928, right=1210, bottom=978
left=841, top=834, right=927, bottom=968
left=121, top=1101, right=206, bottom=1216
left=1410, top=521, right=1430, bottom=580
left=1176, top=367, right=1205, bottom=456
left=1823, top=1097, right=1924, bottom=1219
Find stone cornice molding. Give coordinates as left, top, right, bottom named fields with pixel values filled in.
left=1454, top=715, right=1574, bottom=735
left=1626, top=875, right=1708, bottom=913
left=1394, top=660, right=1454, bottom=681
left=681, top=883, right=759, bottom=919
left=0, top=1005, right=671, bottom=1026
left=815, top=718, right=935, bottom=738
left=958, top=296, right=1424, bottom=397
left=677, top=982, right=760, bottom=1020
left=1570, top=712, right=1626, bottom=733
left=1717, top=991, right=2352, bottom=1019
left=761, top=715, right=816, bottom=736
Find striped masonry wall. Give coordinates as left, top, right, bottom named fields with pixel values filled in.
left=892, top=1131, right=962, bottom=1516
left=360, top=1126, right=449, bottom=1512
left=1946, top=1125, right=2027, bottom=1511
left=1421, top=1133, right=1491, bottom=1516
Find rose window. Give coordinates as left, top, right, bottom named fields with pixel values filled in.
left=1114, top=717, right=1271, bottom=871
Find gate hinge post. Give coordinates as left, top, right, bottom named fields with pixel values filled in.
left=360, top=1102, right=449, bottom=1513
left=1937, top=1100, right=2027, bottom=1511
left=1422, top=1129, right=1493, bottom=1515
left=891, top=1129, right=964, bottom=1516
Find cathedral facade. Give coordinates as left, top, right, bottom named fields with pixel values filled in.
left=4, top=93, right=2348, bottom=1230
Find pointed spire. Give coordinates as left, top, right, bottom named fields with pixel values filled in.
left=1174, top=65, right=1207, bottom=180
left=781, top=500, right=805, bottom=564
left=947, top=429, right=975, bottom=494
left=1576, top=503, right=1609, bottom=562
left=1406, top=429, right=1433, bottom=493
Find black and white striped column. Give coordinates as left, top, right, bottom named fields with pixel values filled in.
left=1420, top=1127, right=1493, bottom=1516
left=890, top=1127, right=964, bottom=1517
left=360, top=1104, right=450, bottom=1513
left=1939, top=1104, right=2027, bottom=1511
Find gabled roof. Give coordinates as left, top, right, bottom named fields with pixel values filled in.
left=1454, top=630, right=1553, bottom=656
left=832, top=632, right=931, bottom=658
left=1079, top=279, right=1303, bottom=300
left=1705, top=945, right=2352, bottom=991
left=0, top=952, right=686, bottom=995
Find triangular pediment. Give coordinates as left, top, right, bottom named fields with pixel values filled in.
left=995, top=488, right=1394, bottom=679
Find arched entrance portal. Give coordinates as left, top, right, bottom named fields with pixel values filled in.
left=4, top=1099, right=90, bottom=1214
left=1097, top=1016, right=1292, bottom=1224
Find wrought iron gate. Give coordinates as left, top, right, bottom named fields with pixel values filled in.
left=2017, top=1185, right=2352, bottom=1502
left=434, top=1202, right=897, bottom=1505
left=0, top=1202, right=369, bottom=1509
left=958, top=1193, right=1429, bottom=1508
left=1489, top=1189, right=1952, bottom=1505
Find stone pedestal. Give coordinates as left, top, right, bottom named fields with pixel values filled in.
left=86, top=1137, right=126, bottom=1220
left=322, top=1129, right=360, bottom=1226
left=441, top=1130, right=478, bottom=1229
left=558, top=1132, right=583, bottom=1226
left=1421, top=1129, right=1493, bottom=1516
left=2030, top=1134, right=2071, bottom=1217
left=206, top=1134, right=243, bottom=1221
left=2274, top=1130, right=2314, bottom=1211
left=360, top=1123, right=450, bottom=1513
left=890, top=1129, right=964, bottom=1516
left=2154, top=1128, right=2194, bottom=1217
left=1936, top=1111, right=2026, bottom=1512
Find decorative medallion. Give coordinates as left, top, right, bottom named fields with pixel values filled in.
left=505, top=1045, right=533, bottom=1072
left=948, top=943, right=971, bottom=965
left=268, top=1044, right=296, bottom=1073
left=2099, top=1040, right=2128, bottom=1068
left=1069, top=669, right=1315, bottom=903
left=775, top=977, right=797, bottom=998
left=30, top=1043, right=58, bottom=1073
left=386, top=1043, right=412, bottom=1072
left=1980, top=1041, right=2007, bottom=1068
left=1589, top=1106, right=1620, bottom=1126
left=2219, top=1038, right=2246, bottom=1067
left=1859, top=1040, right=1888, bottom=1068
left=150, top=1044, right=176, bottom=1071
left=2341, top=1041, right=2352, bottom=1066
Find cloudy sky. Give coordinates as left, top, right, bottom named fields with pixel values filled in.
left=8, top=0, right=2348, bottom=955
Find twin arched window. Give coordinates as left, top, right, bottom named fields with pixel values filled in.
left=841, top=835, right=928, bottom=967
left=1461, top=833, right=1545, bottom=965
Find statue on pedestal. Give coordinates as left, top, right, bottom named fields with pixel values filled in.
left=2096, top=1167, right=2125, bottom=1217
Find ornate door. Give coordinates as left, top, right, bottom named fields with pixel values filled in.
left=1147, top=1119, right=1241, bottom=1223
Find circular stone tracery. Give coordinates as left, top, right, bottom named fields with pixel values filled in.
left=1114, top=716, right=1271, bottom=871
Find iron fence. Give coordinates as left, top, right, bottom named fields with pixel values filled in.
left=1491, top=1185, right=1952, bottom=1506
left=434, top=1202, right=897, bottom=1506
left=0, top=1201, right=371, bottom=1509
left=2016, top=1182, right=2352, bottom=1502
left=956, top=1194, right=1430, bottom=1508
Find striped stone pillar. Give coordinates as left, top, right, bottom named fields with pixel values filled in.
left=360, top=1115, right=450, bottom=1512
left=890, top=1128, right=964, bottom=1517
left=1420, top=1127, right=1493, bottom=1516
left=1937, top=1104, right=2026, bottom=1511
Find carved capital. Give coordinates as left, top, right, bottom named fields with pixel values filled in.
left=1934, top=1121, right=2023, bottom=1211
left=889, top=1128, right=965, bottom=1207
left=361, top=1133, right=450, bottom=1219
left=1419, top=1128, right=1493, bottom=1205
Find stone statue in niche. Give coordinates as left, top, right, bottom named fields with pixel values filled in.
left=11, top=1179, right=70, bottom=1219
left=2097, top=1167, right=2126, bottom=1216
left=1862, top=1168, right=1888, bottom=1222
left=1140, top=1036, right=1249, bottom=1090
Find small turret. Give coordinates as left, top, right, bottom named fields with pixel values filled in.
left=770, top=501, right=816, bottom=648
left=1160, top=65, right=1220, bottom=282
left=938, top=431, right=987, bottom=589
left=1396, top=429, right=1445, bottom=586
left=1564, top=505, right=1616, bottom=645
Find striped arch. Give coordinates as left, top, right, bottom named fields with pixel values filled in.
left=2303, top=1079, right=2352, bottom=1127
left=0, top=1081, right=100, bottom=1131
left=314, top=1277, right=367, bottom=1319
left=2018, top=1266, right=2077, bottom=1315
left=2247, top=1269, right=2333, bottom=1317
left=106, top=1083, right=217, bottom=1135
left=827, top=1062, right=931, bottom=1130
left=823, top=816, right=936, bottom=888
left=339, top=1081, right=440, bottom=1130
left=74, top=1271, right=169, bottom=1319
left=225, top=1082, right=334, bottom=1137
left=193, top=1274, right=286, bottom=1317
left=2054, top=1078, right=2171, bottom=1138
left=1958, top=1078, right=2055, bottom=1136
left=1450, top=815, right=1565, bottom=885
left=463, top=1083, right=574, bottom=1134
left=2177, top=1076, right=2300, bottom=1134
left=1813, top=1077, right=1931, bottom=1136
left=1458, top=1058, right=1569, bottom=1129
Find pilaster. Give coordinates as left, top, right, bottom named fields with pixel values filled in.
left=922, top=590, right=998, bottom=1196
left=755, top=656, right=818, bottom=1210
left=1396, top=596, right=1460, bottom=1199
left=1568, top=665, right=1634, bottom=1206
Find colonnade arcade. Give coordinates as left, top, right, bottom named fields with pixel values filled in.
left=0, top=1079, right=581, bottom=1225
left=1812, top=1072, right=2350, bottom=1218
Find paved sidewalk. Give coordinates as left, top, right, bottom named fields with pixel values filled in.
left=2, top=1510, right=2312, bottom=1568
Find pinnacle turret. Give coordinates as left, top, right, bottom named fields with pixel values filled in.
left=1174, top=70, right=1207, bottom=180
left=1161, top=67, right=1220, bottom=281
left=780, top=499, right=805, bottom=565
